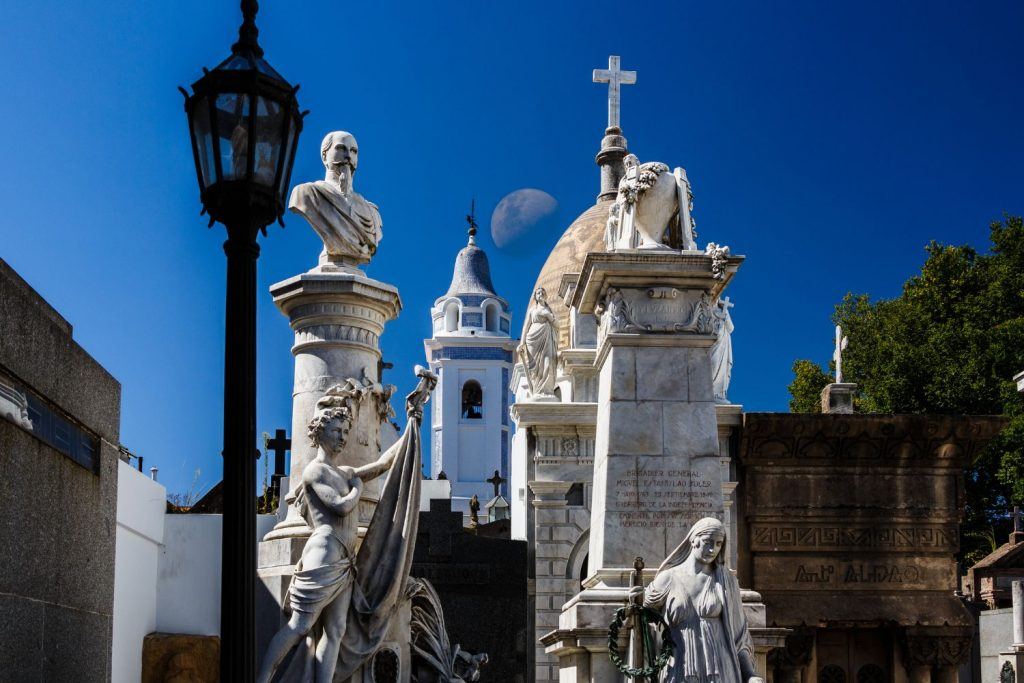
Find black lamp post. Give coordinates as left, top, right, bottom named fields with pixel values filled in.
left=180, top=1, right=304, bottom=678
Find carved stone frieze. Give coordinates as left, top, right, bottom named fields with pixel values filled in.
left=294, top=324, right=380, bottom=350
left=290, top=302, right=387, bottom=326
left=750, top=524, right=958, bottom=551
left=597, top=286, right=714, bottom=335
left=901, top=633, right=973, bottom=667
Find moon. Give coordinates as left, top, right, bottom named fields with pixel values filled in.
left=490, top=189, right=560, bottom=254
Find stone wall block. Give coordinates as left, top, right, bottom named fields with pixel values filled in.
left=607, top=401, right=663, bottom=455
left=636, top=346, right=688, bottom=401
left=663, top=402, right=720, bottom=458
left=686, top=347, right=714, bottom=402
left=600, top=345, right=636, bottom=402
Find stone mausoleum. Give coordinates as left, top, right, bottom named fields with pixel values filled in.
left=507, top=57, right=1007, bottom=683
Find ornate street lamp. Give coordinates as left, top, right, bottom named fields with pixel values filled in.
left=180, top=1, right=304, bottom=678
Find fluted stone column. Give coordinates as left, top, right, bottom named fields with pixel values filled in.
left=264, top=269, right=401, bottom=541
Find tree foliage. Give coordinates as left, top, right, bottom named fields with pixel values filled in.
left=788, top=217, right=1024, bottom=564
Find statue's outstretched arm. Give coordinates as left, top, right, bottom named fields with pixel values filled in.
left=353, top=437, right=400, bottom=482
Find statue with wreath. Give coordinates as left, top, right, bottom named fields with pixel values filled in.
left=610, top=517, right=764, bottom=683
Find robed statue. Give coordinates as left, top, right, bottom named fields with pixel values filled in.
left=518, top=287, right=558, bottom=400
left=289, top=131, right=383, bottom=269
left=636, top=517, right=763, bottom=683
left=257, top=366, right=437, bottom=683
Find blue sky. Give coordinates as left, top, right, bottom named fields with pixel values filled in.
left=2, top=1, right=1022, bottom=497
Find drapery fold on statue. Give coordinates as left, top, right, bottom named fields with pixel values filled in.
left=332, top=416, right=422, bottom=680
left=272, top=416, right=422, bottom=683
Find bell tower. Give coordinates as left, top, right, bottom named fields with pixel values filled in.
left=423, top=206, right=516, bottom=518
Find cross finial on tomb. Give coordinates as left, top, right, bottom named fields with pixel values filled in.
left=593, top=55, right=636, bottom=130
left=466, top=198, right=478, bottom=245
left=719, top=296, right=735, bottom=311
left=1014, top=506, right=1023, bottom=532
left=834, top=325, right=849, bottom=383
left=265, top=429, right=291, bottom=473
left=486, top=469, right=506, bottom=498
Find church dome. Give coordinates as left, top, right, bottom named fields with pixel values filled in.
left=526, top=200, right=611, bottom=349
left=445, top=241, right=498, bottom=299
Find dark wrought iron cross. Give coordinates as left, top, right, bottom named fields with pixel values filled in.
left=265, top=428, right=291, bottom=477
left=486, top=469, right=506, bottom=498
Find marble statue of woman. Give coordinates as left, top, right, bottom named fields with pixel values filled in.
left=639, top=517, right=763, bottom=683
left=710, top=297, right=734, bottom=404
left=518, top=287, right=558, bottom=399
left=289, top=131, right=383, bottom=270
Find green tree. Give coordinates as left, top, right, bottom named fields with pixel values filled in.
left=788, top=216, right=1024, bottom=564
left=787, top=360, right=830, bottom=413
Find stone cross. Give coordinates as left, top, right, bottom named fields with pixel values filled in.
left=1014, top=506, right=1023, bottom=532
left=834, top=325, right=849, bottom=383
left=593, top=55, right=636, bottom=129
left=719, top=296, right=735, bottom=312
left=486, top=469, right=506, bottom=498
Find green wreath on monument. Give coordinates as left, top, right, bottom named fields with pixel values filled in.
left=607, top=603, right=674, bottom=678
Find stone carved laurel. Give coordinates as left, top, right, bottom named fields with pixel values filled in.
left=705, top=242, right=731, bottom=280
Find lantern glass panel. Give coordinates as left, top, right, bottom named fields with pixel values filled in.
left=191, top=96, right=216, bottom=189
left=216, top=92, right=251, bottom=181
left=254, top=96, right=284, bottom=187
left=277, top=115, right=296, bottom=201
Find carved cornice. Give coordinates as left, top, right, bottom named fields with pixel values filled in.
left=740, top=413, right=1007, bottom=468
left=510, top=401, right=597, bottom=427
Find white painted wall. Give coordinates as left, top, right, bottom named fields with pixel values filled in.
left=980, top=607, right=1013, bottom=682
left=112, top=462, right=166, bottom=683
left=156, top=513, right=277, bottom=636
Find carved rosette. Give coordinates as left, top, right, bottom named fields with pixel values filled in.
left=596, top=286, right=714, bottom=335
left=767, top=629, right=814, bottom=669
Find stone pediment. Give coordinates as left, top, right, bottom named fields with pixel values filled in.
left=970, top=540, right=1024, bottom=570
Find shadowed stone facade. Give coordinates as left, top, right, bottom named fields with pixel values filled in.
left=740, top=413, right=1006, bottom=682
left=0, top=258, right=122, bottom=681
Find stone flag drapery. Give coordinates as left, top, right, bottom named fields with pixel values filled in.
left=274, top=414, right=423, bottom=682
left=334, top=414, right=422, bottom=680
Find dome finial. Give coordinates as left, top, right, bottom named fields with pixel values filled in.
left=465, top=197, right=478, bottom=245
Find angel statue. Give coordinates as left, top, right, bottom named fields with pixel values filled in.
left=632, top=517, right=763, bottom=683
left=257, top=366, right=437, bottom=683
left=605, top=153, right=699, bottom=252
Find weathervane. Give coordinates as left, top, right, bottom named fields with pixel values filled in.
left=466, top=198, right=478, bottom=245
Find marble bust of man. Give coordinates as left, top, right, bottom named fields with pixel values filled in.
left=289, top=130, right=383, bottom=269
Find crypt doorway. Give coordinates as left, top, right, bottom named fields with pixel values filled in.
left=815, top=629, right=891, bottom=683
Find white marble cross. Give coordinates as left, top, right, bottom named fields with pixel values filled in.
left=593, top=55, right=636, bottom=129
left=719, top=296, right=735, bottom=312
left=834, top=325, right=849, bottom=383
